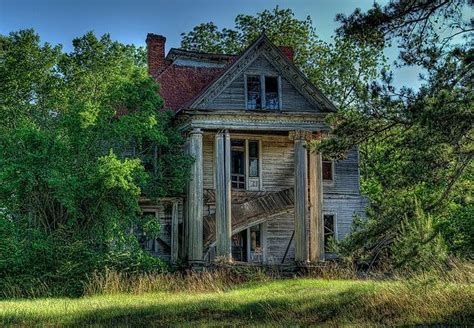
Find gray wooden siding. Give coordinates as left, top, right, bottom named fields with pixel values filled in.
left=323, top=195, right=368, bottom=240
left=261, top=135, right=294, bottom=191
left=266, top=210, right=295, bottom=264
left=206, top=55, right=318, bottom=112
left=202, top=133, right=214, bottom=189
left=324, top=148, right=361, bottom=195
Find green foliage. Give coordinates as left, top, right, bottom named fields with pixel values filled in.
left=180, top=6, right=386, bottom=110
left=0, top=30, right=187, bottom=296
left=393, top=201, right=448, bottom=272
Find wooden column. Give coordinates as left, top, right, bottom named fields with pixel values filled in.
left=309, top=151, right=324, bottom=262
left=215, top=130, right=232, bottom=260
left=293, top=132, right=309, bottom=263
left=187, top=128, right=204, bottom=263
left=170, top=201, right=179, bottom=263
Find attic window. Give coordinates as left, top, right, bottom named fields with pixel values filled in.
left=246, top=76, right=261, bottom=109
left=246, top=75, right=280, bottom=110
left=265, top=76, right=279, bottom=109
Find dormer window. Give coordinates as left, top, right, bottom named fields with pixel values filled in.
left=246, top=75, right=281, bottom=110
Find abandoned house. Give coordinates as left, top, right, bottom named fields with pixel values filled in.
left=138, top=33, right=366, bottom=266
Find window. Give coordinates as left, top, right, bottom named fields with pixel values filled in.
left=322, top=160, right=334, bottom=181
left=230, top=139, right=261, bottom=190
left=248, top=141, right=259, bottom=177
left=323, top=214, right=336, bottom=252
left=246, top=76, right=261, bottom=109
left=265, top=76, right=279, bottom=109
left=231, top=140, right=245, bottom=189
left=135, top=211, right=158, bottom=253
left=246, top=75, right=280, bottom=110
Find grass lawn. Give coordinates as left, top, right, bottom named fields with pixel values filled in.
left=1, top=278, right=473, bottom=326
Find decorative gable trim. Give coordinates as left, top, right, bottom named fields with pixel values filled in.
left=187, top=34, right=337, bottom=112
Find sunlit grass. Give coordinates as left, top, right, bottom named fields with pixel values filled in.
left=1, top=278, right=472, bottom=326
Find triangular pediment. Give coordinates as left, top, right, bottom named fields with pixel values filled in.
left=188, top=34, right=336, bottom=112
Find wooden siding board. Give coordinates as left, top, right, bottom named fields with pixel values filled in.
left=206, top=55, right=319, bottom=112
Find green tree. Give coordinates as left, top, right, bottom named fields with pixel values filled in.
left=328, top=0, right=473, bottom=268
left=180, top=6, right=386, bottom=110
left=0, top=30, right=190, bottom=296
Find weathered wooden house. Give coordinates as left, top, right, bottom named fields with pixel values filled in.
left=139, top=33, right=366, bottom=266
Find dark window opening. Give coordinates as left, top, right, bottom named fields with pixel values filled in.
left=324, top=214, right=335, bottom=252
left=322, top=161, right=333, bottom=181
left=248, top=141, right=259, bottom=177
left=231, top=230, right=247, bottom=262
left=231, top=140, right=245, bottom=189
left=265, top=76, right=279, bottom=109
left=246, top=76, right=261, bottom=109
left=136, top=211, right=158, bottom=253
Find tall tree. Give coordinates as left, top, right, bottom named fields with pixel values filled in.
left=0, top=30, right=190, bottom=295
left=326, top=0, right=473, bottom=268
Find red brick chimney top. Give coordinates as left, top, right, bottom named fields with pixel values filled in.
left=146, top=33, right=167, bottom=77
left=278, top=46, right=294, bottom=62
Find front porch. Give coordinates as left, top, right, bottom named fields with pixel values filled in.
left=180, top=112, right=328, bottom=266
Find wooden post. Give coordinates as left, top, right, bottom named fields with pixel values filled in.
left=171, top=201, right=179, bottom=263
left=215, top=131, right=232, bottom=260
left=293, top=132, right=309, bottom=263
left=309, top=151, right=324, bottom=262
left=187, top=128, right=204, bottom=264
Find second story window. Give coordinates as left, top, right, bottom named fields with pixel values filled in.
left=322, top=160, right=334, bottom=182
left=265, top=76, right=279, bottom=109
left=246, top=76, right=261, bottom=109
left=246, top=75, right=280, bottom=110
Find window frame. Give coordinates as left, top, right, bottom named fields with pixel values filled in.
left=322, top=160, right=335, bottom=185
left=245, top=73, right=281, bottom=110
left=228, top=135, right=263, bottom=191
left=323, top=212, right=338, bottom=254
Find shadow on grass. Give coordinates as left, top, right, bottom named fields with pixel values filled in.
left=2, top=283, right=472, bottom=327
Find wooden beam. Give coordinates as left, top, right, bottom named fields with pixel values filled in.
left=187, top=128, right=204, bottom=263
left=171, top=201, right=179, bottom=263
left=294, top=134, right=309, bottom=263
left=215, top=131, right=232, bottom=260
left=309, top=151, right=324, bottom=261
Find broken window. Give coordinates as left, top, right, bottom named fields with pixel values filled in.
left=323, top=214, right=336, bottom=252
left=246, top=75, right=261, bottom=109
left=265, top=76, right=279, bottom=109
left=322, top=160, right=334, bottom=181
left=231, top=140, right=245, bottom=189
left=248, top=140, right=259, bottom=177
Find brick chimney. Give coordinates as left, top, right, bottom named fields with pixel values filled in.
left=279, top=46, right=294, bottom=62
left=146, top=33, right=167, bottom=77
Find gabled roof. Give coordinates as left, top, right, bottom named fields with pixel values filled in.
left=187, top=34, right=337, bottom=112
left=154, top=33, right=337, bottom=113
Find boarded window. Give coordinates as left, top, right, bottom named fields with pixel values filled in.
left=323, top=214, right=335, bottom=252
left=246, top=76, right=261, bottom=109
left=265, top=76, right=279, bottom=109
left=322, top=161, right=333, bottom=181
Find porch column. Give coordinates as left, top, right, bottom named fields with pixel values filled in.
left=293, top=131, right=309, bottom=263
left=309, top=151, right=324, bottom=262
left=215, top=130, right=232, bottom=260
left=170, top=200, right=179, bottom=263
left=187, top=128, right=204, bottom=263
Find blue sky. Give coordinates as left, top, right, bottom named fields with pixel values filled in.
left=0, top=0, right=422, bottom=88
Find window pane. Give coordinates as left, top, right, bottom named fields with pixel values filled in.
left=324, top=214, right=335, bottom=252
left=231, top=150, right=245, bottom=175
left=249, top=158, right=258, bottom=177
left=322, top=161, right=333, bottom=181
left=247, top=76, right=261, bottom=109
left=248, top=141, right=259, bottom=157
left=265, top=76, right=279, bottom=110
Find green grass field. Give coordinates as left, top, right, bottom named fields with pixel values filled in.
left=1, top=278, right=473, bottom=326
